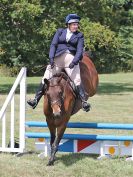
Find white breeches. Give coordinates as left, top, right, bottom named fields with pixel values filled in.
left=42, top=53, right=81, bottom=86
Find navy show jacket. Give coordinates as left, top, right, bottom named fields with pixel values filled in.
left=49, top=28, right=84, bottom=65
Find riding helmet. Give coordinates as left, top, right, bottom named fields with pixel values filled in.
left=65, top=14, right=81, bottom=24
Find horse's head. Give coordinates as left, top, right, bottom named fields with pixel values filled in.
left=44, top=73, right=66, bottom=118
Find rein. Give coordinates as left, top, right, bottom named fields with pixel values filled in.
left=32, top=64, right=70, bottom=74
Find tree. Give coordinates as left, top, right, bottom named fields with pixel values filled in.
left=80, top=18, right=121, bottom=73
left=0, top=0, right=132, bottom=74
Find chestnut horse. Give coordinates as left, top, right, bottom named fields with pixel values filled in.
left=43, top=53, right=98, bottom=165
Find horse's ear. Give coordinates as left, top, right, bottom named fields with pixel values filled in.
left=44, top=79, right=49, bottom=88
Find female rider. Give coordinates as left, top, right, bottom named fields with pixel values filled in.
left=27, top=14, right=90, bottom=112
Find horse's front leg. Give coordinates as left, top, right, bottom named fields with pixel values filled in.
left=47, top=124, right=67, bottom=166
left=46, top=120, right=56, bottom=163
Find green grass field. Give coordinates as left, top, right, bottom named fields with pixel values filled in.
left=0, top=72, right=133, bottom=177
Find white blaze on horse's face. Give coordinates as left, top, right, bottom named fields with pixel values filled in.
left=52, top=104, right=61, bottom=116
left=68, top=22, right=79, bottom=33
left=47, top=86, right=63, bottom=118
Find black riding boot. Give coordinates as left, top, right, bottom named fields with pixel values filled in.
left=27, top=82, right=44, bottom=109
left=77, top=85, right=91, bottom=112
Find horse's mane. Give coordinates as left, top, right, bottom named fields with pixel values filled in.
left=47, top=72, right=69, bottom=87
left=52, top=72, right=69, bottom=82
left=49, top=72, right=76, bottom=97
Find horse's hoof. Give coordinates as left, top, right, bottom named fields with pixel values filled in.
left=53, top=157, right=56, bottom=161
left=47, top=161, right=54, bottom=166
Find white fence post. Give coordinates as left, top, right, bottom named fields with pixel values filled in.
left=19, top=68, right=26, bottom=151
left=0, top=67, right=26, bottom=153
left=11, top=95, right=15, bottom=149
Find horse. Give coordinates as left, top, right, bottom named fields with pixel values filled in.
left=43, top=53, right=99, bottom=166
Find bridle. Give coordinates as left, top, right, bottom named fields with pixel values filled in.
left=46, top=78, right=69, bottom=107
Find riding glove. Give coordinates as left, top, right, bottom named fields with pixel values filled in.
left=50, top=61, right=55, bottom=69
left=69, top=62, right=75, bottom=69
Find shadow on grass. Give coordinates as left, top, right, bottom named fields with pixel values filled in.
left=0, top=82, right=133, bottom=95
left=55, top=153, right=98, bottom=166
left=97, top=82, right=133, bottom=95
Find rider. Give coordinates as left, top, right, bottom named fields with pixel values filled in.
left=27, top=14, right=90, bottom=112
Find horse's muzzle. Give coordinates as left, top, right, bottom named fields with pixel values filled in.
left=51, top=103, right=61, bottom=118
left=53, top=111, right=61, bottom=118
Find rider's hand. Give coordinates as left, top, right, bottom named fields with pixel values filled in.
left=50, top=61, right=54, bottom=69
left=69, top=62, right=75, bottom=69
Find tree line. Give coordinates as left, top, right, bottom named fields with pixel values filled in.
left=0, top=0, right=133, bottom=75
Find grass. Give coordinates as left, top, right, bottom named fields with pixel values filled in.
left=0, top=72, right=133, bottom=177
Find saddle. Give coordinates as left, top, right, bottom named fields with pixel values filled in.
left=53, top=53, right=98, bottom=115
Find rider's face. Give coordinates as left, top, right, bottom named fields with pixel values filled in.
left=68, top=23, right=79, bottom=32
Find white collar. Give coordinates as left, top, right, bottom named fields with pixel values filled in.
left=67, top=28, right=73, bottom=34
